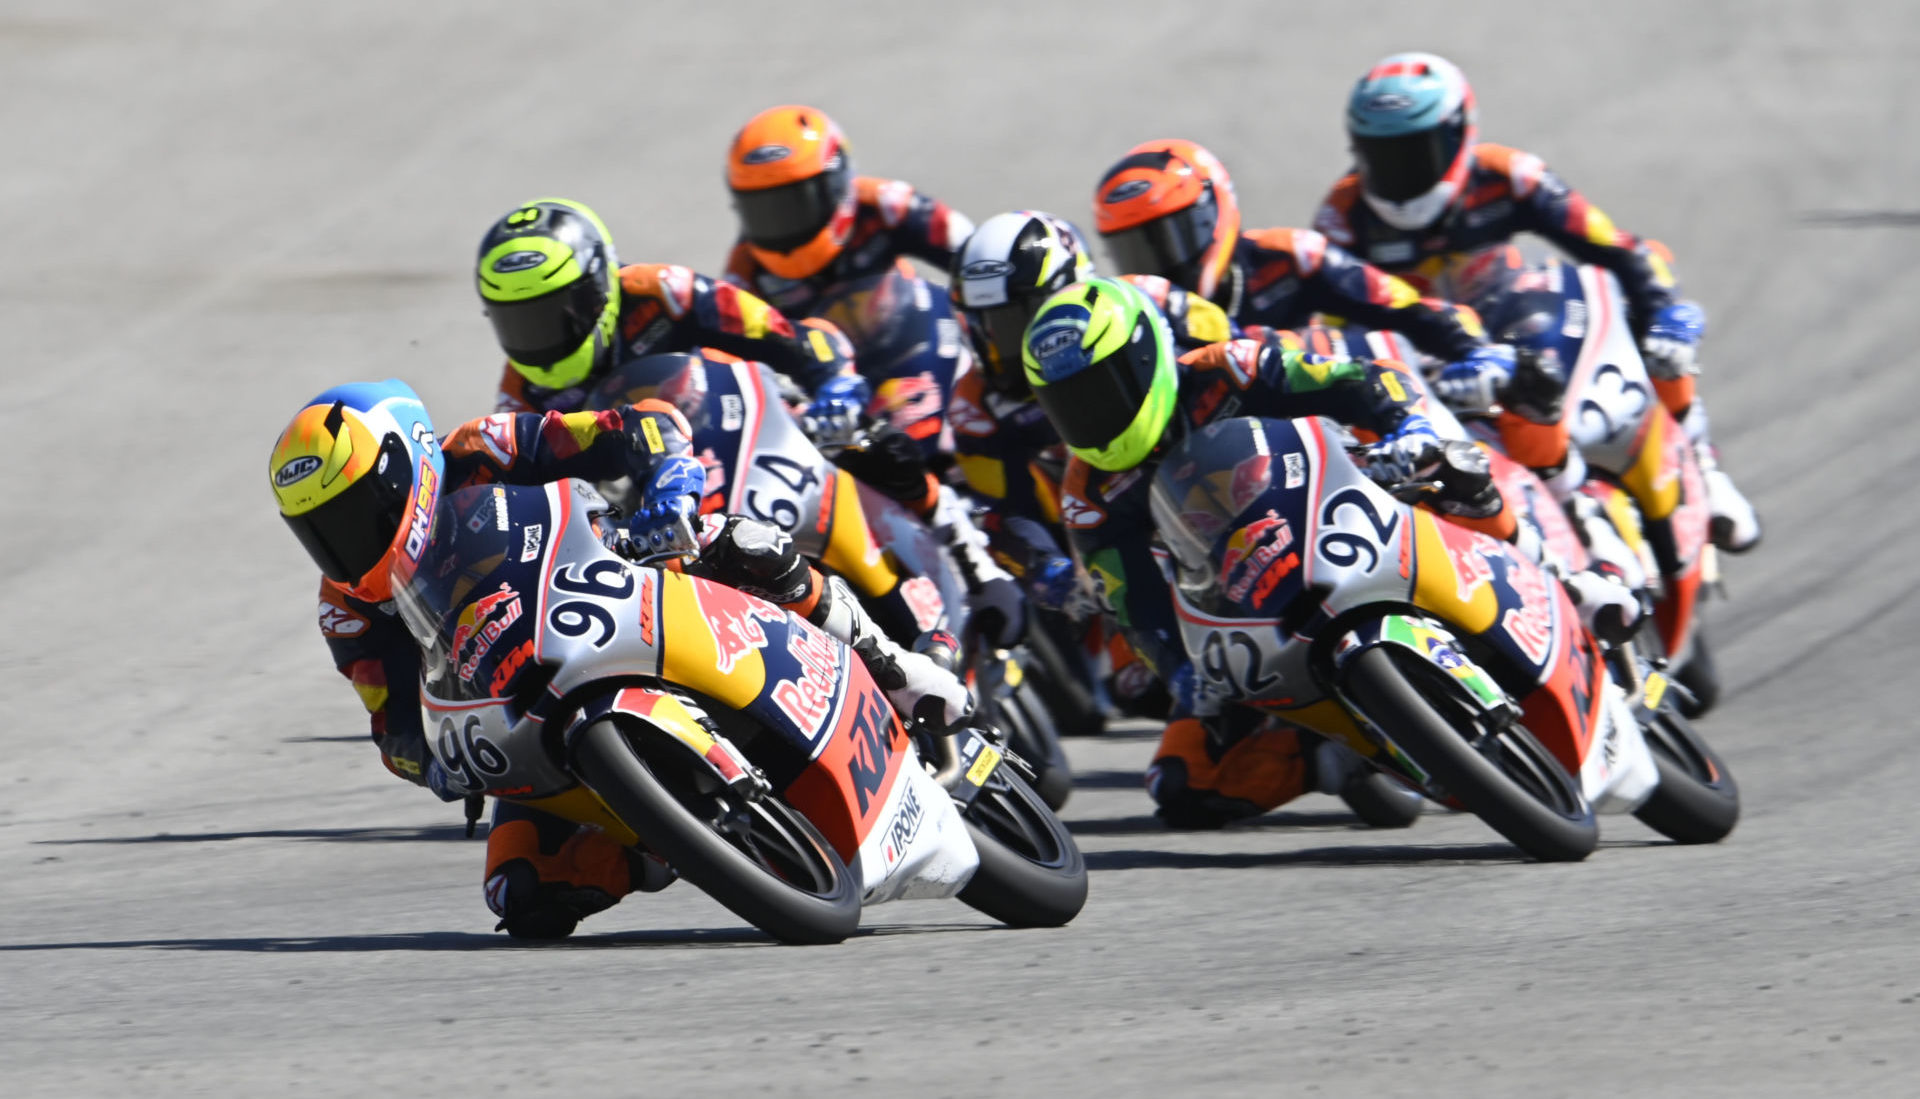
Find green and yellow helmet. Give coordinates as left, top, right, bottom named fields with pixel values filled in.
left=475, top=198, right=620, bottom=391
left=1021, top=277, right=1178, bottom=472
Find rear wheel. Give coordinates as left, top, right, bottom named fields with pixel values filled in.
left=1342, top=647, right=1597, bottom=862
left=1632, top=702, right=1739, bottom=843
left=571, top=720, right=861, bottom=945
left=956, top=765, right=1087, bottom=928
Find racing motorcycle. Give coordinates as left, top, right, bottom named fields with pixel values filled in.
left=1434, top=250, right=1722, bottom=714
left=396, top=478, right=1087, bottom=944
left=1147, top=415, right=1739, bottom=860
left=590, top=350, right=1075, bottom=810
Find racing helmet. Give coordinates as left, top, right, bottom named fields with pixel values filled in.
left=1021, top=277, right=1179, bottom=472
left=727, top=105, right=858, bottom=281
left=1346, top=52, right=1479, bottom=231
left=476, top=198, right=621, bottom=392
left=1093, top=140, right=1241, bottom=302
left=269, top=380, right=444, bottom=605
left=949, top=211, right=1096, bottom=397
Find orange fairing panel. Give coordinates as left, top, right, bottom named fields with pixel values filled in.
left=780, top=668, right=907, bottom=860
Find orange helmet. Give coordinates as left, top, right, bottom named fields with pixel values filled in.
left=728, top=105, right=857, bottom=281
left=1092, top=140, right=1241, bottom=301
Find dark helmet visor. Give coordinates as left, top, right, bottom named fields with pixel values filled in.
left=732, top=157, right=854, bottom=253
left=1102, top=185, right=1218, bottom=283
left=1030, top=312, right=1160, bottom=452
left=485, top=274, right=609, bottom=368
left=1353, top=113, right=1469, bottom=202
left=282, top=433, right=414, bottom=586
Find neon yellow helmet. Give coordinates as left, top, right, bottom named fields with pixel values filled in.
left=1021, top=277, right=1178, bottom=472
left=476, top=198, right=620, bottom=391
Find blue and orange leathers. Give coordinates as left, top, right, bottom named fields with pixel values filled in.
left=725, top=177, right=973, bottom=317
left=495, top=263, right=829, bottom=415
left=314, top=400, right=699, bottom=916
left=1315, top=144, right=1680, bottom=343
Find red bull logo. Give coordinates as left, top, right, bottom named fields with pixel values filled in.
left=453, top=582, right=522, bottom=682
left=1222, top=510, right=1294, bottom=587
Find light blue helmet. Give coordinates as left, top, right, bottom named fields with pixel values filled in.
left=1346, top=52, right=1478, bottom=232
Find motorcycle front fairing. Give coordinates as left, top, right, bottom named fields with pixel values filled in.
left=401, top=478, right=976, bottom=904
left=1151, top=416, right=1657, bottom=809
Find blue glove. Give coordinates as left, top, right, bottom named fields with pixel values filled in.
left=1642, top=301, right=1706, bottom=379
left=1432, top=344, right=1516, bottom=413
left=1358, top=431, right=1443, bottom=489
left=425, top=759, right=466, bottom=803
left=628, top=455, right=702, bottom=559
left=1030, top=556, right=1079, bottom=613
left=802, top=373, right=872, bottom=447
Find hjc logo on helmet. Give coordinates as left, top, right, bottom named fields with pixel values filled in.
left=1029, top=320, right=1089, bottom=379
left=493, top=250, right=549, bottom=274
left=961, top=259, right=1012, bottom=279
left=742, top=144, right=792, bottom=165
left=1364, top=92, right=1415, bottom=113
left=274, top=455, right=322, bottom=487
left=1105, top=179, right=1154, bottom=203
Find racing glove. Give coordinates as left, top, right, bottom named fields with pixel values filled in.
left=801, top=373, right=873, bottom=448
left=829, top=420, right=938, bottom=515
left=1432, top=344, right=1517, bottom=414
left=626, top=454, right=703, bottom=560
left=1641, top=301, right=1706, bottom=380
left=425, top=758, right=469, bottom=803
left=967, top=575, right=1027, bottom=650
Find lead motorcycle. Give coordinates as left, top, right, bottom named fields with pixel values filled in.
left=590, top=350, right=1075, bottom=809
left=1148, top=415, right=1739, bottom=860
left=396, top=478, right=1086, bottom=944
left=1433, top=250, right=1722, bottom=714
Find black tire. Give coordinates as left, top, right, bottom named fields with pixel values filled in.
left=1339, top=771, right=1425, bottom=829
left=994, top=675, right=1073, bottom=811
left=1632, top=703, right=1739, bottom=844
left=1342, top=647, right=1598, bottom=862
left=956, top=765, right=1088, bottom=928
left=1672, top=626, right=1720, bottom=718
left=1025, top=613, right=1109, bottom=737
left=571, top=720, right=861, bottom=945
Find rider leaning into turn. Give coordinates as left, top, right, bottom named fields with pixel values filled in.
left=721, top=104, right=974, bottom=319
left=268, top=381, right=969, bottom=939
left=1315, top=51, right=1760, bottom=553
left=1090, top=138, right=1513, bottom=393
left=1021, top=277, right=1639, bottom=827
left=477, top=197, right=853, bottom=416
left=1021, top=277, right=1497, bottom=827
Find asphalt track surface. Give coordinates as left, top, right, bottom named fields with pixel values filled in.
left=3, top=2, right=1917, bottom=1095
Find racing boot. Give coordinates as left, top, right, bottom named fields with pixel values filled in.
left=483, top=805, right=668, bottom=940
left=1145, top=712, right=1308, bottom=829
left=1682, top=401, right=1761, bottom=553
left=809, top=574, right=974, bottom=731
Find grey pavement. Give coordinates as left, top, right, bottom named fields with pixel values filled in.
left=2, top=2, right=1917, bottom=1095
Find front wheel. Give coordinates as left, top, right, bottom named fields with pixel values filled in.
left=1342, top=647, right=1598, bottom=862
left=1632, top=702, right=1739, bottom=843
left=571, top=720, right=861, bottom=945
left=956, top=765, right=1087, bottom=928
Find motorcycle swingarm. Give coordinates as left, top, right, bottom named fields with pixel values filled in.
left=923, top=726, right=1009, bottom=809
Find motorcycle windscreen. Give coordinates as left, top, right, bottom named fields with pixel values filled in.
left=1150, top=416, right=1314, bottom=617
left=395, top=482, right=549, bottom=701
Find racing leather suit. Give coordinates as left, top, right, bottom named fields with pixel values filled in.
left=724, top=177, right=973, bottom=317
left=493, top=263, right=832, bottom=415
left=1058, top=331, right=1444, bottom=827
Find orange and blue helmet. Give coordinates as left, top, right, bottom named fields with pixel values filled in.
left=1093, top=140, right=1241, bottom=302
left=269, top=380, right=443, bottom=604
left=1346, top=52, right=1479, bottom=231
left=727, top=105, right=858, bottom=281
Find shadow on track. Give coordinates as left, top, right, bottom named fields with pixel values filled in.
left=1068, top=769, right=1145, bottom=791
left=1084, top=843, right=1524, bottom=871
left=1068, top=809, right=1379, bottom=836
left=36, top=825, right=488, bottom=845
left=0, top=921, right=1001, bottom=954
